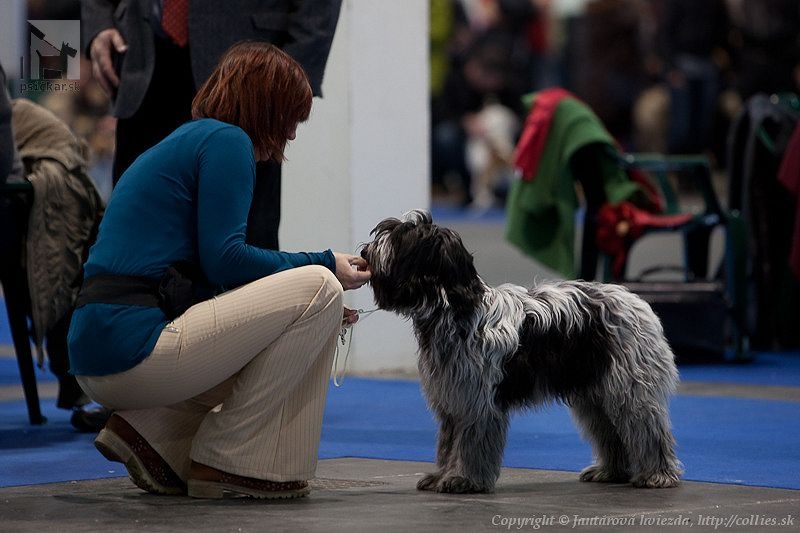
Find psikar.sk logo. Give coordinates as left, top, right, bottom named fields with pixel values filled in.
left=20, top=20, right=81, bottom=92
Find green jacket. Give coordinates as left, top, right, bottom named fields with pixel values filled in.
left=505, top=96, right=640, bottom=278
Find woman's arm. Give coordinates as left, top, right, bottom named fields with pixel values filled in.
left=196, top=125, right=337, bottom=287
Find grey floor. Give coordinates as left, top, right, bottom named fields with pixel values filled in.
left=2, top=216, right=799, bottom=532
left=1, top=458, right=799, bottom=532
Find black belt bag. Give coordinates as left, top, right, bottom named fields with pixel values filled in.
left=76, top=261, right=213, bottom=320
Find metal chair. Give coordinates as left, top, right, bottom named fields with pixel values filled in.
left=0, top=180, right=44, bottom=424
left=595, top=150, right=750, bottom=361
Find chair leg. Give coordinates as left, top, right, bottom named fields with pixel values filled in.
left=579, top=208, right=601, bottom=281
left=2, top=277, right=45, bottom=425
left=685, top=226, right=712, bottom=280
left=0, top=189, right=43, bottom=424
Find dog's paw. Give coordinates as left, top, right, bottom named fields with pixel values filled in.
left=437, top=475, right=491, bottom=494
left=631, top=470, right=681, bottom=488
left=416, top=472, right=442, bottom=491
left=579, top=464, right=629, bottom=484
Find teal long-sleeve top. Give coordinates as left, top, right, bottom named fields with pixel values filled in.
left=68, top=118, right=335, bottom=376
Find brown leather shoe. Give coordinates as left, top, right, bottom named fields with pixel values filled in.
left=94, top=414, right=186, bottom=495
left=187, top=461, right=310, bottom=500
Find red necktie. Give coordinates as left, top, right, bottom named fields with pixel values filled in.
left=162, top=0, right=189, bottom=47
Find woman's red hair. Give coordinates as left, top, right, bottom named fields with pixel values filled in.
left=192, top=41, right=312, bottom=162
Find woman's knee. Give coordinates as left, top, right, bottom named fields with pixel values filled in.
left=300, top=265, right=343, bottom=317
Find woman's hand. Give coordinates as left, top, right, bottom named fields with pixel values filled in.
left=333, top=252, right=371, bottom=290
left=89, top=28, right=128, bottom=96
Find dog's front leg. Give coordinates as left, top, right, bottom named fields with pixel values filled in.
left=417, top=414, right=456, bottom=491
left=434, top=412, right=509, bottom=494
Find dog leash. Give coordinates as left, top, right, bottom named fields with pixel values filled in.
left=333, top=308, right=379, bottom=387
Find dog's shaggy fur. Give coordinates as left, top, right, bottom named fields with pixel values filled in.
left=360, top=210, right=682, bottom=493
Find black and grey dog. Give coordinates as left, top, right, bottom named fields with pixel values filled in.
left=360, top=210, right=682, bottom=494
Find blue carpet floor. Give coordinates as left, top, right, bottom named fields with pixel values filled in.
left=678, top=352, right=800, bottom=387
left=1, top=367, right=799, bottom=490
left=321, top=378, right=800, bottom=490
left=0, top=313, right=12, bottom=350
left=0, top=359, right=56, bottom=386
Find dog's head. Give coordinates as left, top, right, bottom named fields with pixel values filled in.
left=360, top=210, right=483, bottom=317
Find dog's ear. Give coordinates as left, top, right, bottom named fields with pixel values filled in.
left=369, top=217, right=401, bottom=237
left=424, top=228, right=482, bottom=314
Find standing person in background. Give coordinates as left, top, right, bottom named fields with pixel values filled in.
left=574, top=0, right=648, bottom=148
left=727, top=0, right=800, bottom=99
left=81, top=0, right=342, bottom=249
left=660, top=0, right=730, bottom=155
left=431, top=0, right=534, bottom=209
left=430, top=0, right=471, bottom=202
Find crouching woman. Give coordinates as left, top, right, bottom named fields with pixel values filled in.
left=68, top=41, right=370, bottom=499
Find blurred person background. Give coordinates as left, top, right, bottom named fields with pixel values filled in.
left=430, top=0, right=543, bottom=210
left=12, top=0, right=800, bottom=223
left=430, top=0, right=800, bottom=207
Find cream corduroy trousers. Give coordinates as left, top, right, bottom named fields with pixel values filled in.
left=77, top=265, right=343, bottom=482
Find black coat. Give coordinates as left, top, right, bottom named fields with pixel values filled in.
left=81, top=0, right=342, bottom=118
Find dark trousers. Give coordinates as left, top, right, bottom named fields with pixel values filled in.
left=667, top=56, right=719, bottom=155
left=570, top=144, right=608, bottom=281
left=112, top=36, right=282, bottom=249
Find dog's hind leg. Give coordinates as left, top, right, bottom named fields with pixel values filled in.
left=417, top=415, right=456, bottom=491
left=607, top=390, right=683, bottom=488
left=570, top=399, right=631, bottom=483
left=432, top=413, right=509, bottom=494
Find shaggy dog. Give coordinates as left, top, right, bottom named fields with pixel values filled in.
left=359, top=210, right=682, bottom=493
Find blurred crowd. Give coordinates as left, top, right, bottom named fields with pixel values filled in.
left=8, top=0, right=800, bottom=210
left=430, top=0, right=800, bottom=210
